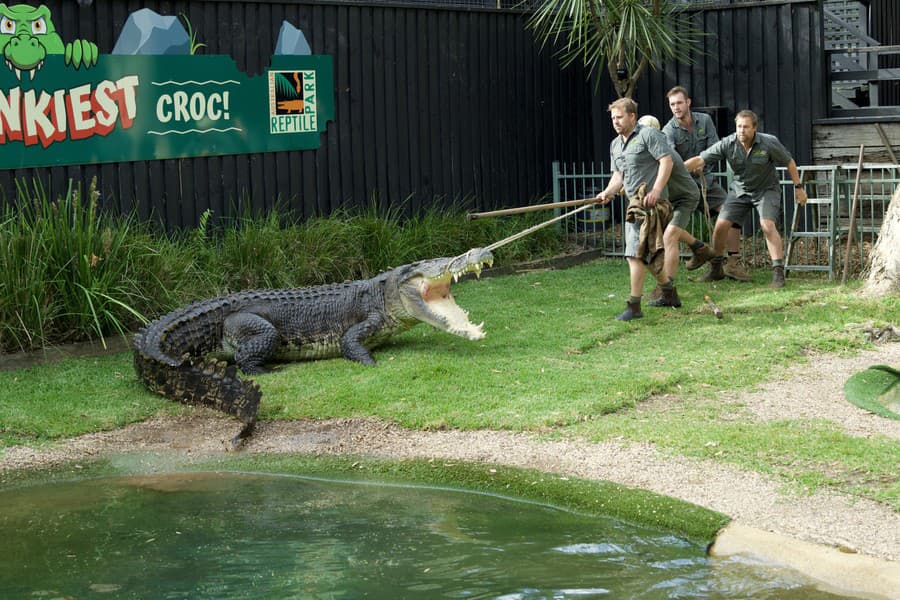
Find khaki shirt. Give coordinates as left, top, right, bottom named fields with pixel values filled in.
left=610, top=124, right=671, bottom=200
left=663, top=111, right=720, bottom=167
left=700, top=132, right=793, bottom=196
left=666, top=148, right=701, bottom=203
left=664, top=111, right=721, bottom=187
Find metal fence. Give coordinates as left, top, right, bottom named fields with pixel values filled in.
left=551, top=161, right=899, bottom=280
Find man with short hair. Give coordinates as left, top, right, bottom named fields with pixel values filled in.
left=684, top=110, right=807, bottom=288
left=663, top=86, right=750, bottom=281
left=594, top=98, right=699, bottom=320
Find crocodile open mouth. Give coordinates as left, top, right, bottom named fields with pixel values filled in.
left=401, top=248, right=493, bottom=341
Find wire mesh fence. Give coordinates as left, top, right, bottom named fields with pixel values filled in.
left=551, top=161, right=899, bottom=280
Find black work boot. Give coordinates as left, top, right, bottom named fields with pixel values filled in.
left=647, top=285, right=682, bottom=308
left=685, top=243, right=715, bottom=271
left=771, top=265, right=785, bottom=288
left=697, top=256, right=726, bottom=282
left=615, top=301, right=643, bottom=321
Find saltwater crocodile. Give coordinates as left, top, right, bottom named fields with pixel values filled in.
left=133, top=248, right=493, bottom=443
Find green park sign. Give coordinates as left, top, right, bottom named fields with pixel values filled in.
left=0, top=55, right=334, bottom=169
left=0, top=6, right=334, bottom=169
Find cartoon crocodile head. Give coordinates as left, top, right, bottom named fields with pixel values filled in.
left=0, top=4, right=63, bottom=78
left=0, top=3, right=97, bottom=80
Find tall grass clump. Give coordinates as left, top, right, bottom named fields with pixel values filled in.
left=0, top=184, right=570, bottom=354
left=0, top=179, right=147, bottom=352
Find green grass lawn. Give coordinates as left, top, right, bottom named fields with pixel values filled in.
left=1, top=258, right=897, bottom=509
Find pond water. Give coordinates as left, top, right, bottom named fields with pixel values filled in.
left=0, top=472, right=847, bottom=599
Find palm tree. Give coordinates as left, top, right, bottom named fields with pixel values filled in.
left=527, top=0, right=703, bottom=98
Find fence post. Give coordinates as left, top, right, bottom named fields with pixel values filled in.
left=552, top=161, right=561, bottom=211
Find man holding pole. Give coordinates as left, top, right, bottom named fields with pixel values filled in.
left=663, top=86, right=750, bottom=281
left=684, top=110, right=807, bottom=288
left=594, top=98, right=699, bottom=320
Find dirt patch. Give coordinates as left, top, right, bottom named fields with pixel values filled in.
left=2, top=343, right=899, bottom=566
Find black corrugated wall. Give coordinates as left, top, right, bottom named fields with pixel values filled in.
left=0, top=1, right=595, bottom=228
left=596, top=0, right=825, bottom=166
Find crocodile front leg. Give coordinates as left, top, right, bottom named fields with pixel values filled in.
left=224, top=312, right=280, bottom=374
left=340, top=314, right=386, bottom=365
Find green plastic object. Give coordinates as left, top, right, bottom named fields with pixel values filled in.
left=844, top=364, right=900, bottom=420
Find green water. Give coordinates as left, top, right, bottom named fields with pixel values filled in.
left=0, top=472, right=844, bottom=599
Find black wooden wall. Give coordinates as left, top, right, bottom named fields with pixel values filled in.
left=0, top=0, right=595, bottom=228
left=594, top=0, right=825, bottom=167
left=1, top=0, right=831, bottom=228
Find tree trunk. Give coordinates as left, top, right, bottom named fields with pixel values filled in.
left=861, top=183, right=900, bottom=297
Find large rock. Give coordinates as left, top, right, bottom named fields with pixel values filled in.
left=274, top=21, right=311, bottom=56
left=112, top=8, right=190, bottom=55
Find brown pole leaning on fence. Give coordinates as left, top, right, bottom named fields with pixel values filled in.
left=841, top=145, right=865, bottom=285
left=467, top=197, right=599, bottom=220
left=874, top=124, right=898, bottom=165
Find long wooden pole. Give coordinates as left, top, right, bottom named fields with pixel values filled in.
left=484, top=204, right=595, bottom=252
left=468, top=197, right=599, bottom=220
left=841, top=145, right=865, bottom=285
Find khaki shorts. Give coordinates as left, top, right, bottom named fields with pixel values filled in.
left=624, top=221, right=641, bottom=259
left=670, top=192, right=699, bottom=230
left=720, top=189, right=782, bottom=223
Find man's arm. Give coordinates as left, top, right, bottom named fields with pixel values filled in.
left=595, top=171, right=624, bottom=204
left=684, top=155, right=705, bottom=174
left=644, top=154, right=673, bottom=207
left=786, top=159, right=808, bottom=205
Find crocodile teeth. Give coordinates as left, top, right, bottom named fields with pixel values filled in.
left=14, top=67, right=21, bottom=81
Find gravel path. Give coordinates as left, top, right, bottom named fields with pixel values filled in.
left=2, top=343, right=898, bottom=566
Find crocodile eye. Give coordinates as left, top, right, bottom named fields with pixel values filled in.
left=0, top=17, right=15, bottom=35
left=31, top=16, right=46, bottom=35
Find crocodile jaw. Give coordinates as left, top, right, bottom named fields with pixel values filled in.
left=398, top=249, right=493, bottom=340
left=413, top=274, right=484, bottom=340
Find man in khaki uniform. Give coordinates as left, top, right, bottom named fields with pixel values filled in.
left=594, top=99, right=699, bottom=320
left=663, top=86, right=750, bottom=281
left=684, top=110, right=807, bottom=288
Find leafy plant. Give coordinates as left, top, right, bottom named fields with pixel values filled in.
left=527, top=0, right=703, bottom=97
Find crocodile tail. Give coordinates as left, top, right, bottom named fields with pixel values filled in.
left=133, top=333, right=260, bottom=424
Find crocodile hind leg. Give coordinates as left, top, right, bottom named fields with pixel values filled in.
left=224, top=312, right=280, bottom=374
left=340, top=315, right=385, bottom=365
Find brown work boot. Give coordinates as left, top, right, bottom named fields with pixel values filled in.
left=697, top=257, right=726, bottom=281
left=685, top=243, right=715, bottom=271
left=615, top=301, right=643, bottom=321
left=771, top=265, right=785, bottom=288
left=647, top=285, right=682, bottom=308
left=645, top=285, right=663, bottom=301
left=724, top=255, right=752, bottom=282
